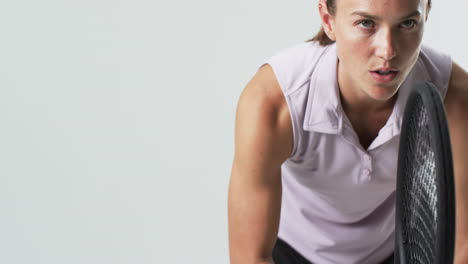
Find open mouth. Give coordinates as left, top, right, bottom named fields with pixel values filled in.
left=373, top=70, right=398, bottom=75
left=370, top=70, right=399, bottom=83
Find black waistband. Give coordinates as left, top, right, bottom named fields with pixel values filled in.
left=272, top=237, right=394, bottom=264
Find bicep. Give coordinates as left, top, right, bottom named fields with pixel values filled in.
left=444, top=61, right=468, bottom=242
left=228, top=66, right=293, bottom=263
left=233, top=64, right=293, bottom=185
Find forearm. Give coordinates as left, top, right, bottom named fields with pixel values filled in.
left=229, top=69, right=292, bottom=263
left=454, top=240, right=468, bottom=264
left=445, top=62, right=468, bottom=264
left=228, top=165, right=282, bottom=264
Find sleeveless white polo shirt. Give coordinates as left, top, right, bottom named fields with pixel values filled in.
left=261, top=41, right=452, bottom=264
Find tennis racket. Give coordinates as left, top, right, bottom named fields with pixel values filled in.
left=395, top=82, right=456, bottom=264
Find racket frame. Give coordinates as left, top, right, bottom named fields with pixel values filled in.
left=395, top=82, right=456, bottom=264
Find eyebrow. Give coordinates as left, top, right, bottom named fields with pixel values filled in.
left=350, top=10, right=421, bottom=20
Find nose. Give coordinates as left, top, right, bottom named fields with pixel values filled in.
left=375, top=27, right=397, bottom=61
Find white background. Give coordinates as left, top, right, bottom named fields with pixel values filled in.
left=0, top=0, right=466, bottom=263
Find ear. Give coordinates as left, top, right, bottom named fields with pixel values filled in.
left=318, top=0, right=336, bottom=41
left=425, top=8, right=430, bottom=22
left=425, top=0, right=431, bottom=22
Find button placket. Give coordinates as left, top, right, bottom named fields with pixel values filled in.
left=361, top=153, right=373, bottom=182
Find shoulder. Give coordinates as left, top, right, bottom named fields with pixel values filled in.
left=234, top=64, right=293, bottom=161
left=444, top=62, right=468, bottom=131
left=413, top=44, right=453, bottom=97
left=241, top=64, right=287, bottom=112
left=265, top=41, right=329, bottom=94
left=445, top=62, right=468, bottom=107
left=267, top=41, right=327, bottom=65
left=419, top=44, right=451, bottom=62
left=417, top=44, right=452, bottom=76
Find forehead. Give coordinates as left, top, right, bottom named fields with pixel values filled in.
left=336, top=0, right=426, bottom=17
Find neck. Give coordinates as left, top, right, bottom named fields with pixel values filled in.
left=339, top=88, right=397, bottom=114
left=337, top=62, right=397, bottom=114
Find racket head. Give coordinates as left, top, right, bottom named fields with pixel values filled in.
left=395, top=82, right=455, bottom=264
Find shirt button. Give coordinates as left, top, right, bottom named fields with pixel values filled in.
left=363, top=169, right=371, bottom=177
left=364, top=154, right=371, bottom=161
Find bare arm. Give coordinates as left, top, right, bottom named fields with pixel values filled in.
left=228, top=64, right=293, bottom=264
left=444, top=62, right=468, bottom=264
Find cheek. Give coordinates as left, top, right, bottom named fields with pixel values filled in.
left=399, top=28, right=424, bottom=53
left=335, top=30, right=373, bottom=72
left=407, top=40, right=422, bottom=56
left=399, top=37, right=422, bottom=65
left=341, top=41, right=372, bottom=70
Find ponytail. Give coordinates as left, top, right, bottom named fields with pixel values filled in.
left=307, top=27, right=335, bottom=46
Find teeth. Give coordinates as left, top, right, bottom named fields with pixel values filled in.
left=377, top=71, right=391, bottom=75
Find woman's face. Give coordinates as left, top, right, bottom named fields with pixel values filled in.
left=322, top=0, right=427, bottom=102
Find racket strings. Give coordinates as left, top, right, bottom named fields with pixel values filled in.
left=401, top=96, right=438, bottom=263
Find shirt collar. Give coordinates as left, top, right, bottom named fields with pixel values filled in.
left=303, top=43, right=343, bottom=134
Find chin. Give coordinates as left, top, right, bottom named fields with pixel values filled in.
left=368, top=85, right=398, bottom=101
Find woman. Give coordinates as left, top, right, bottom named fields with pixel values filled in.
left=228, top=0, right=468, bottom=263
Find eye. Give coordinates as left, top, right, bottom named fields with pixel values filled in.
left=400, top=19, right=418, bottom=29
left=358, top=19, right=375, bottom=29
